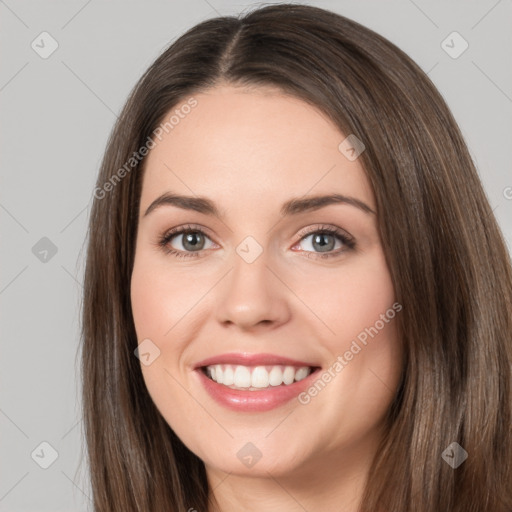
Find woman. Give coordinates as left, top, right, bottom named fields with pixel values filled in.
left=81, top=3, right=512, bottom=511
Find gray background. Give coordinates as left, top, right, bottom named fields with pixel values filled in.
left=1, top=0, right=511, bottom=510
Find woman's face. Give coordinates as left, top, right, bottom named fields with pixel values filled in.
left=130, top=84, right=403, bottom=483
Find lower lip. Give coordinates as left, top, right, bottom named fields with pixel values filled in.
left=195, top=368, right=320, bottom=412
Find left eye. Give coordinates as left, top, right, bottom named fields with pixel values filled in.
left=296, top=231, right=345, bottom=254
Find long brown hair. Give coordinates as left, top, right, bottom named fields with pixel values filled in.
left=80, top=4, right=512, bottom=511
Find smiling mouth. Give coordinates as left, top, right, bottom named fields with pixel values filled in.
left=201, top=364, right=319, bottom=391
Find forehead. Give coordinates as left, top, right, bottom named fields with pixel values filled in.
left=139, top=85, right=375, bottom=215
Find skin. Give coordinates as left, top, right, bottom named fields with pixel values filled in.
left=130, top=83, right=403, bottom=512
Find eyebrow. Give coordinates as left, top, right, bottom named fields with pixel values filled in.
left=143, top=191, right=375, bottom=219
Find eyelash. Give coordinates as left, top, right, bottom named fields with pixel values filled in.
left=156, top=223, right=356, bottom=260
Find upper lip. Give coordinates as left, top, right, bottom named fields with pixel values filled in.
left=194, top=352, right=319, bottom=369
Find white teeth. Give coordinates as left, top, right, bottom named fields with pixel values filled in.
left=204, top=364, right=313, bottom=390
left=223, top=366, right=234, bottom=386
left=251, top=366, right=269, bottom=388
left=214, top=364, right=223, bottom=384
left=234, top=366, right=252, bottom=387
left=294, top=367, right=309, bottom=381
left=268, top=366, right=283, bottom=386
left=282, top=366, right=295, bottom=385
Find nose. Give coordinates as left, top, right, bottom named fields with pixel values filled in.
left=215, top=247, right=291, bottom=331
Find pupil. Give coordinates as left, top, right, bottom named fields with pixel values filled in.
left=184, top=232, right=203, bottom=251
left=314, top=233, right=334, bottom=252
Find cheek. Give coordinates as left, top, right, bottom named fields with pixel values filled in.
left=296, top=249, right=402, bottom=412
left=130, top=268, right=166, bottom=341
left=130, top=252, right=200, bottom=341
left=130, top=256, right=198, bottom=427
left=130, top=249, right=210, bottom=407
left=294, top=249, right=397, bottom=349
